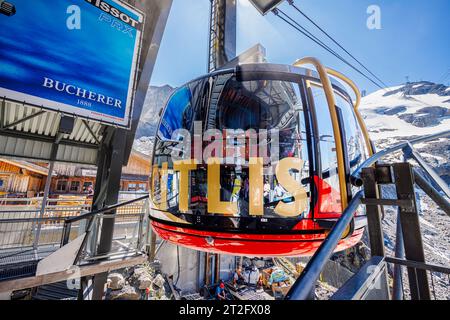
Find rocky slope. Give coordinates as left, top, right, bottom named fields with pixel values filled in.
left=360, top=81, right=450, bottom=300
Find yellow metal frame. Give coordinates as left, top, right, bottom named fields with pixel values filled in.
left=293, top=57, right=349, bottom=209
left=294, top=58, right=374, bottom=212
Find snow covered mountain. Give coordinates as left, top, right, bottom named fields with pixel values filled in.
left=360, top=81, right=450, bottom=183
left=361, top=82, right=450, bottom=300
left=360, top=81, right=450, bottom=141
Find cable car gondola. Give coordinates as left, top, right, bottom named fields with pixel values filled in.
left=149, top=58, right=373, bottom=257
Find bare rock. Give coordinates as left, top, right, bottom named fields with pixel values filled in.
left=133, top=267, right=154, bottom=290
left=108, top=273, right=125, bottom=291
left=109, top=285, right=141, bottom=300
left=152, top=274, right=166, bottom=289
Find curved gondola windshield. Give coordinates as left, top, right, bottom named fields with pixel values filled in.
left=151, top=76, right=311, bottom=230
left=149, top=63, right=372, bottom=256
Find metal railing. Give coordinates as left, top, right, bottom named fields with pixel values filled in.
left=351, top=129, right=450, bottom=187
left=61, top=195, right=150, bottom=264
left=385, top=256, right=450, bottom=300
left=0, top=196, right=92, bottom=251
left=286, top=130, right=450, bottom=300
left=0, top=194, right=150, bottom=268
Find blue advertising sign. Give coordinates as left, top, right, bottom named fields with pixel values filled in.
left=0, top=0, right=144, bottom=128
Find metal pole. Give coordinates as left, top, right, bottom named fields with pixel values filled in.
left=361, top=167, right=385, bottom=257
left=285, top=192, right=363, bottom=300
left=149, top=230, right=157, bottom=261
left=205, top=253, right=212, bottom=286
left=392, top=214, right=405, bottom=300
left=91, top=129, right=126, bottom=300
left=33, top=142, right=58, bottom=250
left=414, top=170, right=450, bottom=217
left=215, top=254, right=221, bottom=282
left=208, top=0, right=236, bottom=72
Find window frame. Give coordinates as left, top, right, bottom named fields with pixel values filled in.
left=303, top=78, right=364, bottom=220
left=151, top=69, right=317, bottom=233
left=56, top=180, right=68, bottom=192
left=70, top=180, right=81, bottom=193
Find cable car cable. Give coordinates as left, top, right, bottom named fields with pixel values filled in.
left=275, top=7, right=387, bottom=91
left=273, top=9, right=386, bottom=90
left=288, top=0, right=390, bottom=90
left=274, top=9, right=384, bottom=91
left=275, top=8, right=386, bottom=90
left=437, top=69, right=450, bottom=84
left=277, top=9, right=349, bottom=65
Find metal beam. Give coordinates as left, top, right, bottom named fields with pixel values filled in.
left=149, top=231, right=157, bottom=262
left=393, top=163, right=431, bottom=300
left=208, top=0, right=236, bottom=72
left=82, top=120, right=101, bottom=145
left=32, top=138, right=59, bottom=250
left=385, top=257, right=450, bottom=274
left=0, top=110, right=46, bottom=131
left=392, top=215, right=405, bottom=300
left=351, top=130, right=450, bottom=186
left=361, top=198, right=415, bottom=207
left=91, top=128, right=127, bottom=300
left=0, top=128, right=99, bottom=149
left=405, top=144, right=450, bottom=198
left=361, top=167, right=385, bottom=257
left=414, top=170, right=450, bottom=217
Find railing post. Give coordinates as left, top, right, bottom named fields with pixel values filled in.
left=33, top=141, right=58, bottom=250
left=361, top=167, right=385, bottom=257
left=392, top=214, right=405, bottom=300
left=137, top=205, right=145, bottom=251
left=61, top=222, right=72, bottom=247
left=149, top=231, right=157, bottom=262
left=393, top=163, right=430, bottom=300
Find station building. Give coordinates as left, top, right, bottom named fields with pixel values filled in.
left=0, top=150, right=150, bottom=198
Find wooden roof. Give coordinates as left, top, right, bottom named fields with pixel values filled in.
left=0, top=158, right=50, bottom=176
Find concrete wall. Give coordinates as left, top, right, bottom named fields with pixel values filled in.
left=156, top=242, right=236, bottom=294
left=156, top=242, right=201, bottom=294
left=219, top=254, right=236, bottom=282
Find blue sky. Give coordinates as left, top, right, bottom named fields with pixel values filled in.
left=150, top=0, right=450, bottom=93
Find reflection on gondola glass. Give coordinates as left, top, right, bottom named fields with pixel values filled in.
left=152, top=77, right=310, bottom=223
left=335, top=93, right=369, bottom=217
left=335, top=93, right=368, bottom=192
left=158, top=86, right=193, bottom=140
left=149, top=64, right=372, bottom=256
left=310, top=85, right=341, bottom=218
left=214, top=78, right=310, bottom=218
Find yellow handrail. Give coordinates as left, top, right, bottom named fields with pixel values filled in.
left=293, top=57, right=348, bottom=209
